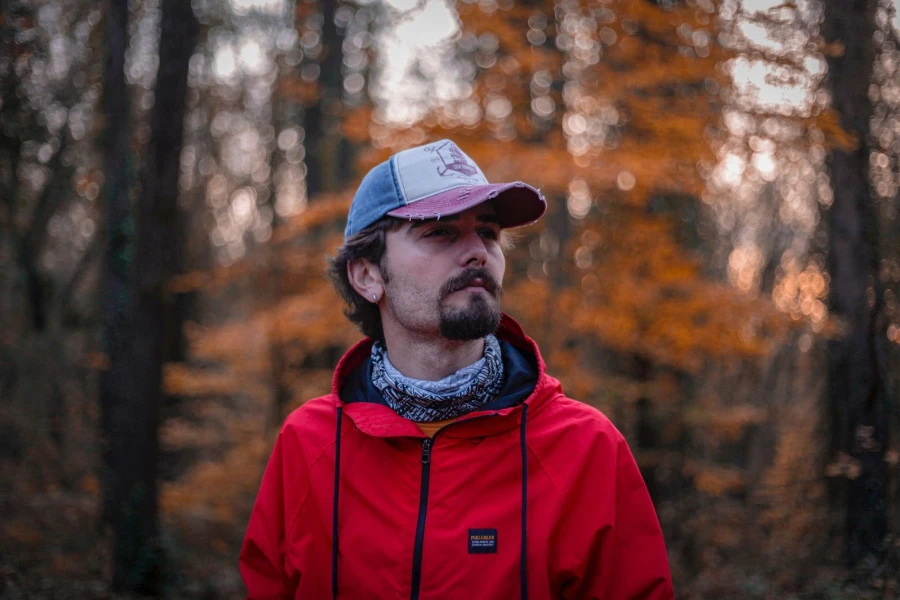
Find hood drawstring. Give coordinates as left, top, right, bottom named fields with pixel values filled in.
left=332, top=407, right=343, bottom=600
left=520, top=403, right=529, bottom=600
left=331, top=403, right=530, bottom=600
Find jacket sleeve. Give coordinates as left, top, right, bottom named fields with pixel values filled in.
left=239, top=430, right=303, bottom=599
left=564, top=432, right=675, bottom=600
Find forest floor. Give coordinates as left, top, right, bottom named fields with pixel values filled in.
left=0, top=467, right=245, bottom=599
left=1, top=476, right=109, bottom=599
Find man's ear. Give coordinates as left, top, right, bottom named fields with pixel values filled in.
left=347, top=258, right=384, bottom=303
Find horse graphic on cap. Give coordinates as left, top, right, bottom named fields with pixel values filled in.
left=430, top=141, right=479, bottom=177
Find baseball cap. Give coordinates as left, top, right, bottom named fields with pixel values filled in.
left=344, top=139, right=547, bottom=237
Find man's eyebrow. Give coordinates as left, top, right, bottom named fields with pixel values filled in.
left=405, top=213, right=501, bottom=230
left=407, top=214, right=461, bottom=230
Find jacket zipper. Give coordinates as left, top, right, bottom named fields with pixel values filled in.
left=408, top=414, right=499, bottom=600
left=409, top=438, right=432, bottom=600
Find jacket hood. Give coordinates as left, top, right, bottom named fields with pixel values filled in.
left=329, top=313, right=562, bottom=439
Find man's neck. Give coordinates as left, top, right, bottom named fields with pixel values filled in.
left=381, top=327, right=485, bottom=381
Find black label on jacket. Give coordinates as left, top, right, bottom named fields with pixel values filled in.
left=468, top=529, right=498, bottom=554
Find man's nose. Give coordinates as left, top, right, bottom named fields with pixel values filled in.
left=461, top=229, right=488, bottom=266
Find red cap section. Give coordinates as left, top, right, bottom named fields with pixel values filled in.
left=386, top=181, right=546, bottom=228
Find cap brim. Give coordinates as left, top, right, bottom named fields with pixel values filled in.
left=386, top=182, right=546, bottom=228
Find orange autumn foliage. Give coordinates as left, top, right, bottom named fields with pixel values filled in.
left=155, top=3, right=859, bottom=598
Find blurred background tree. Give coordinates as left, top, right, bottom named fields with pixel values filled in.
left=821, top=0, right=893, bottom=579
left=0, top=0, right=898, bottom=597
left=98, top=0, right=198, bottom=592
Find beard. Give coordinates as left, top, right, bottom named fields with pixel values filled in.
left=439, top=294, right=501, bottom=340
left=438, top=267, right=502, bottom=341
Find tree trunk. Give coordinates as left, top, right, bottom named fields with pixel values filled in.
left=99, top=0, right=197, bottom=592
left=821, top=0, right=890, bottom=575
left=145, top=0, right=198, bottom=372
left=303, top=0, right=346, bottom=199
left=99, top=0, right=132, bottom=533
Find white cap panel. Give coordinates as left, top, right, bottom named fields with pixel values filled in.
left=392, top=139, right=488, bottom=204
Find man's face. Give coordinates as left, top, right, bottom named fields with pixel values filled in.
left=379, top=202, right=505, bottom=341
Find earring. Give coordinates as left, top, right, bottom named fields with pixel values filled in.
left=373, top=293, right=377, bottom=303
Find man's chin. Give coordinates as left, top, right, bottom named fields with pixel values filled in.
left=439, top=298, right=501, bottom=341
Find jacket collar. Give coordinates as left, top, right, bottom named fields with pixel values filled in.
left=329, top=314, right=561, bottom=439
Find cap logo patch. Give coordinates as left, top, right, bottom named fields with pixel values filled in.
left=430, top=141, right=479, bottom=177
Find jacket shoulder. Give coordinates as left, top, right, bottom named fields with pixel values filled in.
left=536, top=393, right=625, bottom=444
left=279, top=395, right=340, bottom=451
left=527, top=394, right=628, bottom=480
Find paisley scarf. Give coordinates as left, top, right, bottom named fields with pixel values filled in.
left=370, top=334, right=505, bottom=422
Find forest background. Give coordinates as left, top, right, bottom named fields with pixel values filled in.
left=1, top=0, right=900, bottom=597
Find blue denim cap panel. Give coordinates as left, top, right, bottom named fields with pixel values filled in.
left=344, top=157, right=402, bottom=237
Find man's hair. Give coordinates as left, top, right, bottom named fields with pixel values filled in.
left=327, top=215, right=515, bottom=341
left=327, top=216, right=402, bottom=342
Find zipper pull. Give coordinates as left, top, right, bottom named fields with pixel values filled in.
left=421, top=439, right=432, bottom=464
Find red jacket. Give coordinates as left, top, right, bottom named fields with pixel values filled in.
left=240, top=316, right=674, bottom=599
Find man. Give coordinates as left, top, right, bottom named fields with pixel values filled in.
left=240, top=140, right=674, bottom=599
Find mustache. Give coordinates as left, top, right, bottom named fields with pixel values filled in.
left=440, top=268, right=503, bottom=298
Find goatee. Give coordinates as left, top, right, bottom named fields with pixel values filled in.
left=438, top=268, right=502, bottom=341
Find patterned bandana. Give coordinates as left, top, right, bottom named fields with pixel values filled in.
left=370, top=335, right=506, bottom=422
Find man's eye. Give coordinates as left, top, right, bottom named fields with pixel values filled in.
left=479, top=229, right=500, bottom=240
left=424, top=228, right=449, bottom=237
